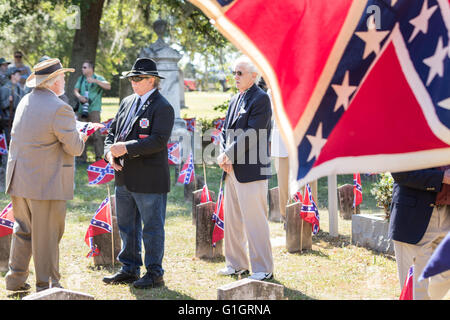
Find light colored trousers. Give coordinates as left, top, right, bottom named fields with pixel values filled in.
left=5, top=196, right=66, bottom=292
left=393, top=205, right=450, bottom=300
left=274, top=156, right=289, bottom=219
left=224, top=170, right=274, bottom=274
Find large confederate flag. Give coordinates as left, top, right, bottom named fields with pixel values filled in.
left=190, top=0, right=450, bottom=191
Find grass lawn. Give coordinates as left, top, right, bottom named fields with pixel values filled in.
left=101, top=91, right=230, bottom=122
left=0, top=92, right=400, bottom=300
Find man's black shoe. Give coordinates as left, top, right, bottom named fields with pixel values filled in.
left=103, top=271, right=139, bottom=285
left=132, top=273, right=164, bottom=289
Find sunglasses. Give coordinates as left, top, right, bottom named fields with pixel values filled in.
left=15, top=55, right=22, bottom=58
left=232, top=71, right=245, bottom=76
left=128, top=76, right=151, bottom=82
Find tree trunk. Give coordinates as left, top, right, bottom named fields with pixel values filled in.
left=66, top=0, right=105, bottom=107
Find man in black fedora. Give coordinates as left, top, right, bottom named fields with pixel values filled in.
left=102, top=58, right=174, bottom=289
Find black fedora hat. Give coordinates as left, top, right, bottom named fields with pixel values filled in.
left=121, top=58, right=165, bottom=79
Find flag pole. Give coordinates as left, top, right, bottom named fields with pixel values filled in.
left=203, top=160, right=207, bottom=189
left=300, top=218, right=304, bottom=253
left=107, top=183, right=114, bottom=269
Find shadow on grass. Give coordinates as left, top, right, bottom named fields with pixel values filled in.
left=7, top=291, right=31, bottom=300
left=269, top=279, right=315, bottom=300
left=130, top=285, right=194, bottom=300
left=287, top=248, right=329, bottom=259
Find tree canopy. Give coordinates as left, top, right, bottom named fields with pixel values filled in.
left=0, top=0, right=237, bottom=96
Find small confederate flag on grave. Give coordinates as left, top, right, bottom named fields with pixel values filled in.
left=0, top=134, right=7, bottom=155
left=167, top=142, right=180, bottom=165
left=177, top=153, right=195, bottom=184
left=300, top=183, right=320, bottom=235
left=0, top=202, right=14, bottom=238
left=212, top=188, right=224, bottom=247
left=87, top=159, right=115, bottom=185
left=184, top=118, right=196, bottom=132
left=85, top=197, right=112, bottom=258
left=200, top=184, right=211, bottom=203
left=353, top=173, right=363, bottom=208
left=399, top=265, right=414, bottom=300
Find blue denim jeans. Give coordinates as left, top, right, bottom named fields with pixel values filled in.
left=115, top=185, right=167, bottom=277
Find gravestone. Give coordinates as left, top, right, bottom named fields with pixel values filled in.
left=192, top=188, right=215, bottom=225
left=217, top=279, right=284, bottom=300
left=268, top=187, right=282, bottom=222
left=23, top=288, right=94, bottom=300
left=285, top=202, right=312, bottom=253
left=352, top=214, right=394, bottom=255
left=93, top=195, right=121, bottom=266
left=0, top=234, right=11, bottom=272
left=338, top=184, right=359, bottom=219
left=184, top=175, right=204, bottom=202
left=195, top=201, right=223, bottom=259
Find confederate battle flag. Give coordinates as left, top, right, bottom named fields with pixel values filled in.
left=300, top=183, right=320, bottom=235
left=200, top=184, right=212, bottom=203
left=353, top=173, right=363, bottom=208
left=85, top=197, right=112, bottom=258
left=167, top=142, right=181, bottom=165
left=211, top=188, right=224, bottom=247
left=76, top=121, right=105, bottom=137
left=190, top=0, right=450, bottom=191
left=178, top=152, right=195, bottom=184
left=87, top=159, right=115, bottom=185
left=399, top=265, right=414, bottom=300
left=0, top=202, right=14, bottom=238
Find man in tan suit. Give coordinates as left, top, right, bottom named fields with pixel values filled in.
left=5, top=58, right=87, bottom=292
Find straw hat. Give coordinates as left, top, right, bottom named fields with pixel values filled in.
left=26, top=58, right=74, bottom=88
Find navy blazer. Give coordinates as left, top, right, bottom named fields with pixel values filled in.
left=104, top=89, right=174, bottom=193
left=388, top=168, right=444, bottom=245
left=221, top=84, right=272, bottom=183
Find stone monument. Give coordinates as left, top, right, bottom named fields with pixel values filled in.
left=140, top=19, right=188, bottom=141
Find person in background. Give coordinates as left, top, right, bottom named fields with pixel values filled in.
left=73, top=60, right=110, bottom=163
left=8, top=51, right=31, bottom=90
left=389, top=167, right=450, bottom=299
left=0, top=57, right=11, bottom=87
left=0, top=67, right=25, bottom=141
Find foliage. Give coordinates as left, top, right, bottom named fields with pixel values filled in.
left=370, top=172, right=394, bottom=219
left=0, top=0, right=237, bottom=97
left=212, top=98, right=230, bottom=113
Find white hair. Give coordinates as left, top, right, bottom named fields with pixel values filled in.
left=37, top=73, right=63, bottom=89
left=233, top=55, right=261, bottom=84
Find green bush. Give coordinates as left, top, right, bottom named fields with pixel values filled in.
left=370, top=172, right=394, bottom=219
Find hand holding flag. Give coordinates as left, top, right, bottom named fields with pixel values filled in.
left=76, top=120, right=105, bottom=137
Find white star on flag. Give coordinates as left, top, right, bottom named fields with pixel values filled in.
left=438, top=98, right=450, bottom=110
left=306, top=122, right=328, bottom=162
left=423, top=37, right=448, bottom=86
left=408, top=0, right=438, bottom=43
left=332, top=70, right=357, bottom=112
left=355, top=15, right=390, bottom=59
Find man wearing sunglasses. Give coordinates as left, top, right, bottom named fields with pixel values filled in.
left=8, top=51, right=31, bottom=90
left=216, top=56, right=274, bottom=281
left=102, top=58, right=174, bottom=289
left=74, top=60, right=111, bottom=163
